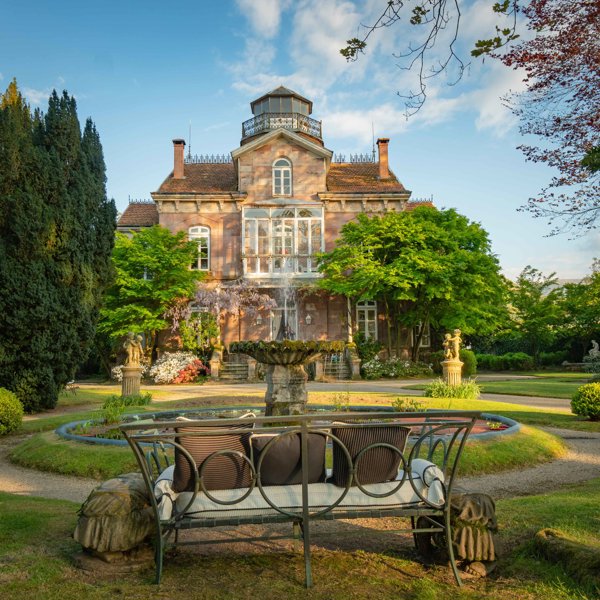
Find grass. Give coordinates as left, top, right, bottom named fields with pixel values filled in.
left=1, top=478, right=599, bottom=599
left=10, top=432, right=138, bottom=479
left=406, top=374, right=590, bottom=399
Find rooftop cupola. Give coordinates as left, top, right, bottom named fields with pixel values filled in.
left=241, top=86, right=323, bottom=145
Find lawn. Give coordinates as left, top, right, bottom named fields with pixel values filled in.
left=0, top=479, right=598, bottom=599
left=404, top=373, right=591, bottom=400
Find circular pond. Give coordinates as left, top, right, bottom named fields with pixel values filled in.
left=55, top=406, right=520, bottom=447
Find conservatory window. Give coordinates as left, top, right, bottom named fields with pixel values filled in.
left=273, top=158, right=292, bottom=196
left=357, top=301, right=377, bottom=340
left=242, top=206, right=324, bottom=276
left=189, top=226, right=210, bottom=271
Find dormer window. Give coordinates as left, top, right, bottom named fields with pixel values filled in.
left=273, top=158, right=292, bottom=196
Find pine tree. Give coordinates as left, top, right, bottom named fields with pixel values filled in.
left=0, top=80, right=116, bottom=411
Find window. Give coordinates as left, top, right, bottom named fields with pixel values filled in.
left=273, top=158, right=292, bottom=195
left=412, top=322, right=431, bottom=348
left=242, top=206, right=323, bottom=276
left=357, top=301, right=377, bottom=340
left=189, top=226, right=210, bottom=271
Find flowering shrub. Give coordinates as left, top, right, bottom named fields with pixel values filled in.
left=172, top=359, right=210, bottom=384
left=149, top=352, right=209, bottom=384
left=111, top=363, right=150, bottom=382
left=361, top=357, right=432, bottom=380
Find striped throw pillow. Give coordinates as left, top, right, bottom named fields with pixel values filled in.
left=331, top=424, right=410, bottom=487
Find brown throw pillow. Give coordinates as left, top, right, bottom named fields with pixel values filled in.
left=252, top=433, right=326, bottom=486
left=173, top=423, right=254, bottom=493
left=331, top=424, right=410, bottom=487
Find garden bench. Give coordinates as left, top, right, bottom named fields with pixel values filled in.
left=120, top=409, right=481, bottom=587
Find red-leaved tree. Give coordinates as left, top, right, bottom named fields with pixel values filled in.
left=500, top=0, right=600, bottom=232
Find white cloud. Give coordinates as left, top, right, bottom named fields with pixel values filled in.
left=23, top=87, right=52, bottom=105
left=0, top=72, right=4, bottom=81
left=235, top=0, right=291, bottom=39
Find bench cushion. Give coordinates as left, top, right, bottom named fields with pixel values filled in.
left=251, top=433, right=326, bottom=486
left=331, top=424, right=410, bottom=487
left=154, top=459, right=445, bottom=521
left=173, top=424, right=253, bottom=493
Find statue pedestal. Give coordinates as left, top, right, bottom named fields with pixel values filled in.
left=121, top=366, right=143, bottom=397
left=442, top=360, right=463, bottom=386
left=264, top=364, right=308, bottom=416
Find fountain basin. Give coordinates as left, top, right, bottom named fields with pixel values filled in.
left=56, top=407, right=520, bottom=447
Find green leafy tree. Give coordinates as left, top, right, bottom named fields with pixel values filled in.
left=0, top=80, right=116, bottom=411
left=558, top=260, right=600, bottom=359
left=98, top=225, right=204, bottom=360
left=508, top=266, right=562, bottom=364
left=318, top=206, right=507, bottom=360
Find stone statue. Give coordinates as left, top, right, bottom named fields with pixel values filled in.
left=124, top=333, right=143, bottom=367
left=443, top=329, right=462, bottom=361
left=589, top=340, right=600, bottom=359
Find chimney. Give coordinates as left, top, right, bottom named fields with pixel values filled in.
left=377, top=137, right=390, bottom=180
left=173, top=139, right=186, bottom=179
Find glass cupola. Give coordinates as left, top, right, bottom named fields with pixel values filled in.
left=242, top=86, right=322, bottom=144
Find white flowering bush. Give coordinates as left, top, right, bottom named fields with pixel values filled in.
left=148, top=352, right=201, bottom=384
left=361, top=357, right=432, bottom=380
left=111, top=363, right=150, bottom=382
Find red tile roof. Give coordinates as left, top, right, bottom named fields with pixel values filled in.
left=156, top=163, right=238, bottom=194
left=405, top=200, right=434, bottom=211
left=326, top=163, right=407, bottom=193
left=117, top=202, right=159, bottom=227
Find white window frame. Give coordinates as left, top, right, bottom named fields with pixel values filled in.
left=356, top=300, right=378, bottom=340
left=189, top=226, right=210, bottom=271
left=412, top=322, right=431, bottom=348
left=242, top=206, right=324, bottom=278
left=272, top=158, right=292, bottom=196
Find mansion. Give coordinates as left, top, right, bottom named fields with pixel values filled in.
left=118, top=87, right=431, bottom=354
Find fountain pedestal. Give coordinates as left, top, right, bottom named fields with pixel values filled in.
left=265, top=364, right=308, bottom=416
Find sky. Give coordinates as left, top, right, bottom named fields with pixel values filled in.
left=1, top=0, right=597, bottom=280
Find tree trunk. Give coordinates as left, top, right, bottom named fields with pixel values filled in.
left=384, top=297, right=393, bottom=357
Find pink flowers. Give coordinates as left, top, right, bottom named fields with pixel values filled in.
left=171, top=359, right=210, bottom=384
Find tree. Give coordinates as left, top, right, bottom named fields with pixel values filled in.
left=508, top=266, right=561, bottom=364
left=558, top=260, right=600, bottom=359
left=186, top=279, right=277, bottom=345
left=343, top=1, right=599, bottom=232
left=341, top=0, right=519, bottom=115
left=317, top=206, right=507, bottom=360
left=0, top=80, right=116, bottom=411
left=500, top=0, right=600, bottom=232
left=98, top=225, right=203, bottom=360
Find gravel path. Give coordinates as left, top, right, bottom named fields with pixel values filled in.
left=1, top=427, right=599, bottom=506
left=456, top=427, right=600, bottom=499
left=0, top=435, right=98, bottom=504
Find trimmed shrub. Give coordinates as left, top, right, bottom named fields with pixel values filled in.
left=0, top=388, right=24, bottom=435
left=475, top=352, right=534, bottom=371
left=571, top=383, right=600, bottom=421
left=460, top=349, right=477, bottom=377
left=424, top=378, right=481, bottom=400
left=539, top=351, right=569, bottom=366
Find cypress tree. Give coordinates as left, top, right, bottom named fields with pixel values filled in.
left=0, top=80, right=116, bottom=411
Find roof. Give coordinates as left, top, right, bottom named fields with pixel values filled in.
left=117, top=202, right=158, bottom=227
left=155, top=163, right=238, bottom=194
left=250, top=86, right=313, bottom=113
left=326, top=163, right=407, bottom=193
left=405, top=200, right=434, bottom=211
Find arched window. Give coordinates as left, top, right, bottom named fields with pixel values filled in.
left=272, top=158, right=292, bottom=196
left=189, top=226, right=210, bottom=271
